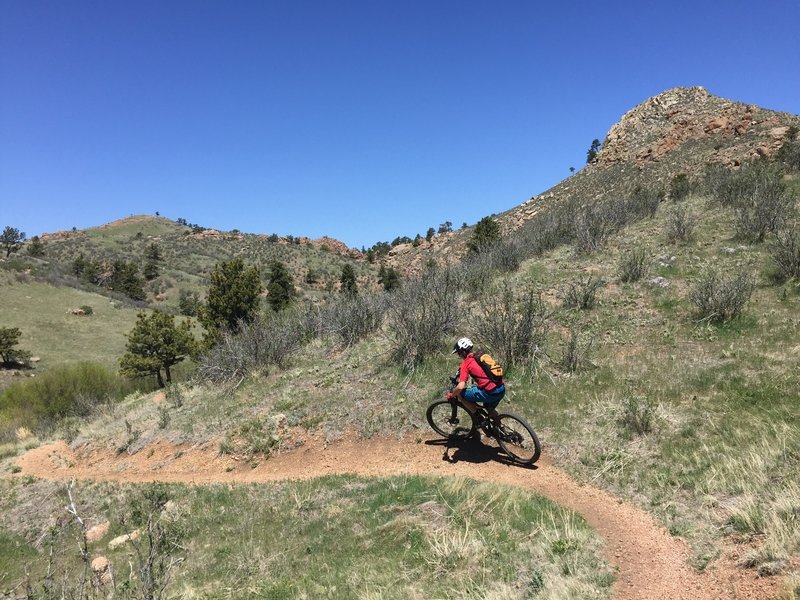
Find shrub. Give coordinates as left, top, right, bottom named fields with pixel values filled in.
left=770, top=227, right=800, bottom=281
left=665, top=206, right=695, bottom=244
left=776, top=139, right=800, bottom=170
left=573, top=203, right=615, bottom=254
left=559, top=328, right=593, bottom=374
left=79, top=305, right=94, bottom=316
left=669, top=173, right=692, bottom=201
left=689, top=270, right=755, bottom=323
left=562, top=276, right=604, bottom=310
left=320, top=294, right=386, bottom=348
left=462, top=239, right=523, bottom=296
left=198, top=308, right=313, bottom=382
left=617, top=247, right=650, bottom=283
left=386, top=267, right=463, bottom=370
left=0, top=362, right=127, bottom=435
left=623, top=186, right=663, bottom=220
left=473, top=283, right=550, bottom=373
left=516, top=203, right=573, bottom=256
left=704, top=160, right=784, bottom=208
left=734, top=178, right=794, bottom=242
left=619, top=394, right=657, bottom=436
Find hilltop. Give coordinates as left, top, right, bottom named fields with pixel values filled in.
left=381, top=86, right=800, bottom=275
left=27, top=214, right=373, bottom=311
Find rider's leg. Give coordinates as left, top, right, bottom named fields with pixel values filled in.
left=457, top=387, right=481, bottom=415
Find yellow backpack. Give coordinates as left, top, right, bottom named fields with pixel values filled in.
left=473, top=351, right=504, bottom=383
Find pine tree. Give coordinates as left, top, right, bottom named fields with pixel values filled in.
left=143, top=242, right=162, bottom=281
left=200, top=259, right=263, bottom=344
left=586, top=139, right=602, bottom=164
left=0, top=327, right=32, bottom=366
left=119, top=312, right=195, bottom=387
left=266, top=260, right=295, bottom=312
left=378, top=265, right=401, bottom=292
left=340, top=264, right=358, bottom=297
left=1, top=226, right=26, bottom=258
left=26, top=236, right=45, bottom=257
left=468, top=216, right=501, bottom=253
left=109, top=260, right=146, bottom=301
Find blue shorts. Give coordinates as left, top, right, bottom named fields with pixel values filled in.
left=462, top=385, right=505, bottom=408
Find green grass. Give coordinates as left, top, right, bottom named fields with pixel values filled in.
left=0, top=280, right=143, bottom=372
left=0, top=476, right=612, bottom=599
left=0, top=527, right=38, bottom=585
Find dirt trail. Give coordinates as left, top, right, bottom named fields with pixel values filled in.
left=16, top=435, right=776, bottom=600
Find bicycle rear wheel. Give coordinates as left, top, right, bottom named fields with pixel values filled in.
left=495, top=413, right=541, bottom=465
left=426, top=400, right=476, bottom=440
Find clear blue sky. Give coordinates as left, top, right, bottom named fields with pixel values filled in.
left=2, top=1, right=799, bottom=249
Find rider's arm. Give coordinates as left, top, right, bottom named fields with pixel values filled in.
left=454, top=360, right=469, bottom=397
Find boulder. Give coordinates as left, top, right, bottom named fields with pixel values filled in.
left=86, top=521, right=110, bottom=542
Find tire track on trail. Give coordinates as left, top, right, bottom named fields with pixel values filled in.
left=16, top=435, right=775, bottom=600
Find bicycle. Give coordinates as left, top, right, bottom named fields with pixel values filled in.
left=425, top=377, right=541, bottom=465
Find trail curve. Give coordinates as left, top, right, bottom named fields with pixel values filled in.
left=16, top=435, right=776, bottom=600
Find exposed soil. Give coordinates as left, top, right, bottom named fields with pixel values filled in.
left=16, top=433, right=781, bottom=600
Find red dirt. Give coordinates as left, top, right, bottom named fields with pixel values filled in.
left=16, top=434, right=780, bottom=600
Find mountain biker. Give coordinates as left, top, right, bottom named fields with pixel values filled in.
left=447, top=337, right=505, bottom=424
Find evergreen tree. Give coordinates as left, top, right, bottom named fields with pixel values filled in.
left=1, top=226, right=26, bottom=258
left=426, top=227, right=435, bottom=242
left=73, top=253, right=88, bottom=278
left=468, top=216, right=501, bottom=253
left=586, top=139, right=602, bottom=164
left=143, top=242, right=161, bottom=281
left=26, top=235, right=45, bottom=257
left=178, top=289, right=201, bottom=316
left=0, top=327, right=31, bottom=366
left=200, top=258, right=263, bottom=344
left=109, top=260, right=147, bottom=301
left=266, top=260, right=295, bottom=312
left=378, top=265, right=401, bottom=292
left=438, top=221, right=453, bottom=234
left=340, top=264, right=358, bottom=297
left=119, top=311, right=194, bottom=387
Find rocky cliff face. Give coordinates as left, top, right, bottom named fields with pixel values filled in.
left=598, top=86, right=794, bottom=169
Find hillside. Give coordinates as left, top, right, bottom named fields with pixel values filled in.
left=383, top=86, right=800, bottom=275
left=2, top=87, right=800, bottom=599
left=28, top=215, right=374, bottom=310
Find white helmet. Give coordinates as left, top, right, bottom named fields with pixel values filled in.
left=452, top=337, right=473, bottom=354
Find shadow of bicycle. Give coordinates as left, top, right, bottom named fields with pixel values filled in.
left=425, top=436, right=538, bottom=470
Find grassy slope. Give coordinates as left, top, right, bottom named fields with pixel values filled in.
left=64, top=188, right=800, bottom=579
left=0, top=277, right=143, bottom=372
left=0, top=476, right=612, bottom=599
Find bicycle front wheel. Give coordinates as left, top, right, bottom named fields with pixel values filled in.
left=495, top=413, right=541, bottom=465
left=426, top=400, right=476, bottom=440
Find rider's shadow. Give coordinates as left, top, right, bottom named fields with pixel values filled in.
left=425, top=437, right=537, bottom=469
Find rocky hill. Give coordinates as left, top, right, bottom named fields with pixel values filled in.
left=384, top=86, right=800, bottom=275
